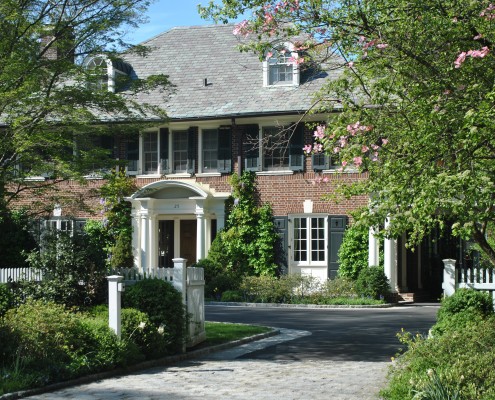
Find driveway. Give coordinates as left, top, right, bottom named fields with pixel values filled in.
left=22, top=304, right=438, bottom=400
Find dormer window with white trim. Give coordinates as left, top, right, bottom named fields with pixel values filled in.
left=84, top=56, right=132, bottom=93
left=263, top=44, right=301, bottom=87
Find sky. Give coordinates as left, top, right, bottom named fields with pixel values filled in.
left=125, top=0, right=244, bottom=44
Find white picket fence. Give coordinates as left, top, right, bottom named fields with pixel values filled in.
left=0, top=267, right=43, bottom=283
left=443, top=258, right=495, bottom=305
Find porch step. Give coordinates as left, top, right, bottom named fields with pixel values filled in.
left=397, top=291, right=432, bottom=303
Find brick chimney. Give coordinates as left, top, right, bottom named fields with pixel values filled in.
left=39, top=26, right=75, bottom=62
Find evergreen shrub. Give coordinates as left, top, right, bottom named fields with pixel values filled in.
left=123, top=279, right=186, bottom=353
left=355, top=266, right=390, bottom=299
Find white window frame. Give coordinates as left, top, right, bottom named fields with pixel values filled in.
left=263, top=43, right=301, bottom=87
left=289, top=214, right=328, bottom=268
left=141, top=130, right=160, bottom=175
left=198, top=127, right=221, bottom=176
left=172, top=130, right=189, bottom=174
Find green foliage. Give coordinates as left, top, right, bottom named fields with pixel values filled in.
left=0, top=0, right=168, bottom=212
left=0, top=210, right=36, bottom=268
left=355, top=266, right=390, bottom=299
left=438, top=288, right=494, bottom=321
left=219, top=171, right=279, bottom=276
left=338, top=223, right=372, bottom=280
left=200, top=0, right=495, bottom=266
left=23, top=230, right=107, bottom=307
left=123, top=279, right=186, bottom=353
left=433, top=289, right=494, bottom=335
left=121, top=308, right=169, bottom=359
left=220, top=290, right=244, bottom=302
left=96, top=170, right=137, bottom=269
left=382, top=316, right=495, bottom=400
left=0, top=284, right=14, bottom=317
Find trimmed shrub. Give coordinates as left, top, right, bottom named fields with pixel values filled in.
left=437, top=288, right=493, bottom=321
left=220, top=290, right=243, bottom=302
left=121, top=308, right=169, bottom=359
left=123, top=279, right=186, bottom=353
left=355, top=266, right=390, bottom=299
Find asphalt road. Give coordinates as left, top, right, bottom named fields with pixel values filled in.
left=206, top=304, right=439, bottom=362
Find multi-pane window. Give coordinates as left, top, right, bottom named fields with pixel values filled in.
left=268, top=50, right=294, bottom=85
left=292, top=216, right=327, bottom=265
left=202, top=129, right=218, bottom=172
left=143, top=132, right=158, bottom=174
left=173, top=131, right=189, bottom=173
left=244, top=124, right=304, bottom=172
left=263, top=127, right=290, bottom=170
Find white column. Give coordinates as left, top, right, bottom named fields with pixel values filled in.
left=205, top=215, right=212, bottom=255
left=384, top=218, right=398, bottom=292
left=148, top=214, right=157, bottom=273
left=131, top=207, right=140, bottom=269
left=196, top=212, right=206, bottom=261
left=140, top=213, right=148, bottom=273
left=368, top=226, right=380, bottom=267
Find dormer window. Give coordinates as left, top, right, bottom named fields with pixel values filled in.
left=84, top=56, right=132, bottom=93
left=263, top=44, right=301, bottom=87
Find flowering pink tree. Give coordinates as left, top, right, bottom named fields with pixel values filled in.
left=200, top=0, right=495, bottom=266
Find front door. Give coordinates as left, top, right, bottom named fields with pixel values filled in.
left=158, top=219, right=197, bottom=267
left=180, top=219, right=197, bottom=266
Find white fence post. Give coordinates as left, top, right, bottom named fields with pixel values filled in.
left=442, top=259, right=457, bottom=297
left=107, top=275, right=124, bottom=339
left=186, top=267, right=206, bottom=347
left=172, top=258, right=187, bottom=305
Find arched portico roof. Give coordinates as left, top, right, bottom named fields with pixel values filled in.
left=129, top=180, right=211, bottom=200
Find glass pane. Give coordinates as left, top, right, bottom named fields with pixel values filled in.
left=173, top=131, right=188, bottom=173
left=143, top=132, right=158, bottom=173
left=202, top=129, right=218, bottom=172
left=263, top=127, right=289, bottom=170
left=310, top=218, right=325, bottom=262
left=293, top=217, right=307, bottom=262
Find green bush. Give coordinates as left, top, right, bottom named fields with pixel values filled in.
left=355, top=266, right=390, bottom=299
left=220, top=290, right=244, bottom=302
left=121, top=308, right=169, bottom=359
left=24, top=230, right=107, bottom=308
left=382, top=316, right=495, bottom=400
left=437, top=288, right=494, bottom=321
left=123, top=279, right=186, bottom=353
left=0, top=284, right=14, bottom=317
left=338, top=223, right=370, bottom=280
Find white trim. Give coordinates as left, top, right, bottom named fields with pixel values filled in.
left=165, top=173, right=192, bottom=179
left=196, top=172, right=222, bottom=177
left=256, top=170, right=294, bottom=176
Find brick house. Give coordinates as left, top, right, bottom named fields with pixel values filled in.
left=15, top=24, right=461, bottom=298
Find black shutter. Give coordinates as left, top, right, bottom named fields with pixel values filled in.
left=160, top=128, right=170, bottom=174
left=289, top=124, right=304, bottom=171
left=126, top=136, right=139, bottom=171
left=328, top=216, right=347, bottom=279
left=217, top=126, right=232, bottom=173
left=187, top=127, right=196, bottom=174
left=243, top=124, right=260, bottom=171
left=274, top=217, right=289, bottom=274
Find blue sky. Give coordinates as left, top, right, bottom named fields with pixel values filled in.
left=125, top=0, right=243, bottom=44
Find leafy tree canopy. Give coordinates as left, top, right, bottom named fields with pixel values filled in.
left=0, top=0, right=169, bottom=210
left=200, top=0, right=495, bottom=265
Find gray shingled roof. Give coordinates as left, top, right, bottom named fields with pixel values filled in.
left=123, top=24, right=339, bottom=121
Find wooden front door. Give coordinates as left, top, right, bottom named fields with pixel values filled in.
left=180, top=219, right=196, bottom=266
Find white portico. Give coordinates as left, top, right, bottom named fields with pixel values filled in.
left=126, top=180, right=230, bottom=273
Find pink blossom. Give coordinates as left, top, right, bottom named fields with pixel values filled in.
left=313, top=125, right=325, bottom=139
left=454, top=51, right=467, bottom=68
left=333, top=147, right=341, bottom=154
left=371, top=144, right=380, bottom=151
left=376, top=43, right=388, bottom=49
left=372, top=152, right=379, bottom=162
left=353, top=156, right=363, bottom=167
left=468, top=46, right=490, bottom=58
left=481, top=4, right=495, bottom=20
left=303, top=144, right=312, bottom=154
left=474, top=34, right=483, bottom=40
left=381, top=138, right=389, bottom=146
left=264, top=12, right=274, bottom=24
left=313, top=143, right=323, bottom=153
left=341, top=160, right=348, bottom=167
left=233, top=20, right=250, bottom=37
left=266, top=51, right=273, bottom=60
left=361, top=145, right=369, bottom=153
left=322, top=176, right=329, bottom=183
left=339, top=136, right=348, bottom=148
left=347, top=61, right=355, bottom=68
left=287, top=56, right=304, bottom=65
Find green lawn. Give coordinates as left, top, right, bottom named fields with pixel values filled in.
left=201, top=322, right=272, bottom=347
